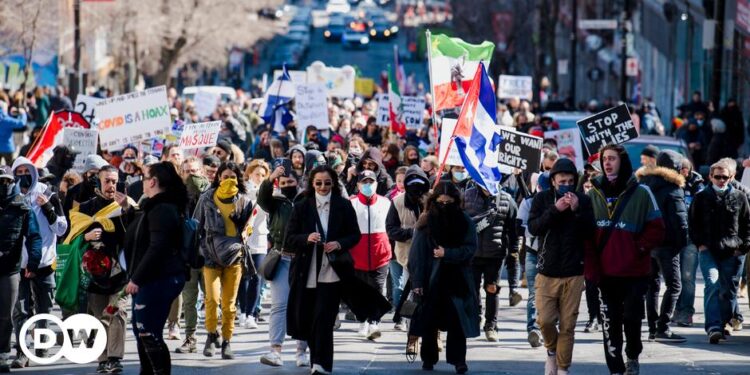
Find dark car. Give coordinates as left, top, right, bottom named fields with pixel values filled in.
left=368, top=15, right=398, bottom=40
left=324, top=15, right=346, bottom=41
left=623, top=135, right=692, bottom=170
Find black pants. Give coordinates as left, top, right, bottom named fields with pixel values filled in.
left=646, top=247, right=682, bottom=333
left=585, top=280, right=602, bottom=323
left=302, top=283, right=342, bottom=373
left=354, top=265, right=388, bottom=323
left=420, top=302, right=467, bottom=367
left=471, top=258, right=502, bottom=330
left=598, top=277, right=648, bottom=374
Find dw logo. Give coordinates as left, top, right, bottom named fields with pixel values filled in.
left=19, top=314, right=107, bottom=365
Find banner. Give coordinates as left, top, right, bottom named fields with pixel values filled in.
left=497, top=127, right=543, bottom=172
left=74, top=95, right=103, bottom=126
left=402, top=96, right=427, bottom=130
left=545, top=128, right=584, bottom=170
left=577, top=104, right=638, bottom=154
left=178, top=121, right=222, bottom=150
left=192, top=90, right=220, bottom=119
left=306, top=61, right=355, bottom=98
left=497, top=75, right=533, bottom=100
left=295, top=83, right=329, bottom=129
left=26, top=110, right=92, bottom=167
left=62, top=128, right=99, bottom=172
left=375, top=93, right=390, bottom=126
left=96, top=86, right=171, bottom=150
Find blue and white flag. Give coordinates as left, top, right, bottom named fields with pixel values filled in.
left=452, top=62, right=503, bottom=195
left=259, top=65, right=295, bottom=133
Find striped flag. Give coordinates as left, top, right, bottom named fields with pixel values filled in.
left=259, top=64, right=295, bottom=133
left=428, top=34, right=494, bottom=112
left=452, top=62, right=503, bottom=195
left=388, top=64, right=406, bottom=137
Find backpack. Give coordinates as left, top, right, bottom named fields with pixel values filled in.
left=182, top=217, right=204, bottom=269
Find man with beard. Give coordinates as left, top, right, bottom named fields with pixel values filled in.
left=345, top=147, right=394, bottom=196
left=63, top=154, right=109, bottom=214
left=45, top=145, right=79, bottom=187
left=64, top=165, right=134, bottom=373
left=288, top=145, right=307, bottom=183
left=408, top=181, right=479, bottom=374
left=9, top=157, right=67, bottom=368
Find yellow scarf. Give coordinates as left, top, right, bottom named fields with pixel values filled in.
left=214, top=192, right=237, bottom=237
left=63, top=200, right=129, bottom=245
left=216, top=178, right=239, bottom=200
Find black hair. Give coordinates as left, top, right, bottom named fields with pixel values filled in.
left=146, top=161, right=188, bottom=208
left=211, top=161, right=247, bottom=194
left=202, top=155, right=221, bottom=168
left=98, top=165, right=118, bottom=175
left=304, top=165, right=341, bottom=198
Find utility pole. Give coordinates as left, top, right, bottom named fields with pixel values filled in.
left=72, top=0, right=81, bottom=99
left=570, top=0, right=578, bottom=105
left=619, top=0, right=631, bottom=103
left=710, top=0, right=725, bottom=106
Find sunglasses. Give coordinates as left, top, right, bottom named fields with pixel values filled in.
left=712, top=175, right=730, bottom=181
left=314, top=180, right=333, bottom=187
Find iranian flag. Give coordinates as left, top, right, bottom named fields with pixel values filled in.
left=429, top=33, right=494, bottom=112
left=388, top=64, right=406, bottom=137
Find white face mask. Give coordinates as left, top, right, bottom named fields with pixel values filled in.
left=712, top=184, right=729, bottom=192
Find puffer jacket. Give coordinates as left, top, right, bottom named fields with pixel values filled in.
left=193, top=188, right=253, bottom=267
left=0, top=193, right=42, bottom=276
left=689, top=185, right=750, bottom=260
left=463, top=185, right=520, bottom=259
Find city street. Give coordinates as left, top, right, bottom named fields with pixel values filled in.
left=14, top=277, right=750, bottom=375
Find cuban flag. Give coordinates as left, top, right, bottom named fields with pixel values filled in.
left=452, top=62, right=503, bottom=195
left=259, top=64, right=295, bottom=133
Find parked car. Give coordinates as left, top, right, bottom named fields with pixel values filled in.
left=542, top=111, right=592, bottom=130
left=623, top=135, right=691, bottom=169
left=324, top=15, right=347, bottom=41
left=368, top=15, right=398, bottom=40
left=341, top=20, right=370, bottom=49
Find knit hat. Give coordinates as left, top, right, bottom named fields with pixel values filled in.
left=84, top=155, right=108, bottom=172
left=641, top=144, right=659, bottom=158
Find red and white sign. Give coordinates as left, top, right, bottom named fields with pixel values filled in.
left=626, top=57, right=639, bottom=77
left=178, top=121, right=222, bottom=150
left=26, top=110, right=92, bottom=167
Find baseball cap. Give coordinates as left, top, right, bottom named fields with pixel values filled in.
left=0, top=166, right=14, bottom=180
left=358, top=170, right=377, bottom=183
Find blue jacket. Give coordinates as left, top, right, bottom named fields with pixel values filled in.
left=0, top=111, right=27, bottom=153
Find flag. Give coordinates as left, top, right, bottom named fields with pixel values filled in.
left=452, top=62, right=503, bottom=195
left=388, top=64, right=406, bottom=137
left=26, top=110, right=92, bottom=167
left=428, top=33, right=494, bottom=112
left=259, top=64, right=295, bottom=133
left=394, top=45, right=406, bottom=94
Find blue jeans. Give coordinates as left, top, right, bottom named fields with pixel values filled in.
left=132, top=275, right=186, bottom=342
left=238, top=253, right=266, bottom=317
left=389, top=259, right=407, bottom=310
left=699, top=251, right=746, bottom=333
left=674, top=243, right=698, bottom=321
left=269, top=256, right=291, bottom=346
left=525, top=251, right=539, bottom=332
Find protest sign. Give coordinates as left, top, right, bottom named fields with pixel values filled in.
left=295, top=83, right=329, bottom=129
left=273, top=69, right=307, bottom=86
left=438, top=118, right=464, bottom=167
left=62, top=128, right=98, bottom=172
left=178, top=121, right=222, bottom=150
left=402, top=96, right=427, bottom=130
left=497, top=75, right=533, bottom=100
left=355, top=78, right=376, bottom=98
left=545, top=128, right=584, bottom=170
left=577, top=104, right=638, bottom=154
left=96, top=86, right=171, bottom=150
left=375, top=93, right=390, bottom=126
left=74, top=95, right=103, bottom=126
left=497, top=127, right=543, bottom=172
left=193, top=90, right=220, bottom=119
left=306, top=61, right=355, bottom=98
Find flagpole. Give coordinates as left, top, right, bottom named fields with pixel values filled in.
left=425, top=29, right=442, bottom=183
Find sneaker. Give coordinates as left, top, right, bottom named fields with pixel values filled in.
left=367, top=323, right=382, bottom=340
left=96, top=361, right=108, bottom=373
left=10, top=353, right=28, bottom=369
left=485, top=329, right=498, bottom=342
left=509, top=291, right=523, bottom=307
left=105, top=358, right=123, bottom=373
left=730, top=318, right=743, bottom=331
left=647, top=331, right=656, bottom=342
left=394, top=321, right=407, bottom=331
left=244, top=316, right=258, bottom=329
left=168, top=323, right=181, bottom=340
left=333, top=314, right=341, bottom=330
left=584, top=320, right=599, bottom=333
left=358, top=322, right=369, bottom=337
left=676, top=316, right=693, bottom=327
left=238, top=314, right=247, bottom=327
left=624, top=358, right=639, bottom=375
left=455, top=363, right=468, bottom=374
left=176, top=335, right=197, bottom=353
left=436, top=332, right=443, bottom=352
left=528, top=329, right=543, bottom=348
left=545, top=351, right=558, bottom=375
left=708, top=330, right=723, bottom=344
left=654, top=329, right=687, bottom=343
left=260, top=350, right=283, bottom=367
left=311, top=363, right=331, bottom=374
left=221, top=340, right=234, bottom=360
left=296, top=351, right=310, bottom=367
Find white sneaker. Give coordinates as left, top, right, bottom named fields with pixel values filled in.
left=260, top=350, right=283, bottom=367
left=358, top=322, right=369, bottom=337
left=394, top=322, right=406, bottom=331
left=167, top=323, right=181, bottom=341
left=238, top=314, right=247, bottom=326
left=545, top=351, right=558, bottom=375
left=557, top=369, right=569, bottom=375
left=367, top=323, right=382, bottom=340
left=296, top=351, right=310, bottom=367
left=244, top=316, right=258, bottom=329
left=311, top=363, right=330, bottom=374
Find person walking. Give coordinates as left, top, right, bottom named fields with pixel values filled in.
left=408, top=182, right=479, bottom=374
left=528, top=158, right=596, bottom=375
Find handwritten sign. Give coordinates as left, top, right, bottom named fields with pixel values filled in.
left=74, top=95, right=103, bottom=126
left=497, top=75, right=533, bottom=100
left=577, top=104, right=638, bottom=154
left=402, top=96, right=427, bottom=129
left=96, top=86, right=171, bottom=150
left=375, top=93, right=390, bottom=126
left=497, top=127, right=543, bottom=172
left=63, top=128, right=99, bottom=172
left=295, top=83, right=329, bottom=129
left=178, top=121, right=222, bottom=150
left=192, top=90, right=220, bottom=119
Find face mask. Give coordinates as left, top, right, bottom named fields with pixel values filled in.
left=88, top=174, right=100, bottom=190
left=453, top=171, right=467, bottom=182
left=360, top=182, right=376, bottom=198
left=281, top=186, right=297, bottom=200
left=15, top=174, right=32, bottom=190
left=556, top=184, right=574, bottom=195
left=216, top=177, right=239, bottom=199
left=0, top=182, right=14, bottom=199
left=188, top=174, right=209, bottom=192
left=349, top=146, right=362, bottom=156
left=712, top=184, right=729, bottom=193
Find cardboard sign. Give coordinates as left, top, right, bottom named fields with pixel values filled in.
left=577, top=104, right=638, bottom=154
left=497, top=75, right=533, bottom=100
left=62, top=128, right=99, bottom=172
left=295, top=83, right=329, bottom=129
left=74, top=95, right=103, bottom=126
left=375, top=93, right=390, bottom=126
left=497, top=127, right=543, bottom=172
left=545, top=128, right=584, bottom=170
left=306, top=62, right=355, bottom=98
left=438, top=118, right=463, bottom=167
left=193, top=90, right=220, bottom=119
left=178, top=121, right=222, bottom=150
left=402, top=96, right=427, bottom=129
left=96, top=86, right=171, bottom=150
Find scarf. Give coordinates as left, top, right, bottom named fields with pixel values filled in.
left=216, top=178, right=239, bottom=200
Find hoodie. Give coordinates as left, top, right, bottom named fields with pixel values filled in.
left=288, top=144, right=307, bottom=175
left=12, top=156, right=68, bottom=272
left=345, top=147, right=394, bottom=196
left=385, top=165, right=429, bottom=266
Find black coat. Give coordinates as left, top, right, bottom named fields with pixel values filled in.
left=689, top=185, right=750, bottom=259
left=0, top=195, right=42, bottom=276
left=285, top=194, right=390, bottom=341
left=463, top=186, right=520, bottom=259
left=528, top=189, right=595, bottom=278
left=635, top=166, right=689, bottom=252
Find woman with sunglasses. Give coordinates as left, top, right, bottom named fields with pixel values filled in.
left=193, top=161, right=254, bottom=360
left=408, top=181, right=479, bottom=374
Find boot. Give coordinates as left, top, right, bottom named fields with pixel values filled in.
left=175, top=334, right=197, bottom=354
left=142, top=335, right=171, bottom=375
left=203, top=332, right=219, bottom=357
left=137, top=340, right=154, bottom=375
left=221, top=340, right=234, bottom=360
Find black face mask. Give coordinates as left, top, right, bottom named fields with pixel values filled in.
left=87, top=174, right=100, bottom=190
left=15, top=174, right=32, bottom=190
left=0, top=182, right=15, bottom=200
left=63, top=154, right=77, bottom=169
left=405, top=185, right=427, bottom=202
left=281, top=186, right=297, bottom=200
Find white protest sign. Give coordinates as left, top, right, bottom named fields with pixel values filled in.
left=402, top=96, right=426, bottom=129
left=295, top=83, right=329, bottom=129
left=306, top=61, right=355, bottom=98
left=438, top=118, right=463, bottom=167
left=193, top=90, right=220, bottom=119
left=273, top=69, right=308, bottom=86
left=63, top=128, right=99, bottom=172
left=545, top=128, right=584, bottom=170
left=96, top=86, right=171, bottom=150
left=74, top=95, right=103, bottom=126
left=497, top=75, right=533, bottom=100
left=178, top=121, right=222, bottom=150
left=375, top=93, right=390, bottom=126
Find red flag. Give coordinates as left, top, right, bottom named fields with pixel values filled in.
left=26, top=110, right=91, bottom=167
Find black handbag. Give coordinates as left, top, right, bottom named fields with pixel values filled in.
left=313, top=208, right=354, bottom=269
left=259, top=249, right=282, bottom=280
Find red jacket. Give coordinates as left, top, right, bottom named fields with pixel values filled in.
left=349, top=194, right=392, bottom=271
